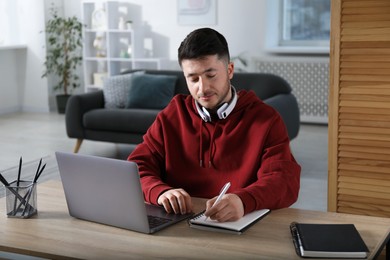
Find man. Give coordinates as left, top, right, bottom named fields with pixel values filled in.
left=128, top=28, right=301, bottom=222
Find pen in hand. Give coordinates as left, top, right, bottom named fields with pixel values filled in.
left=205, top=182, right=231, bottom=221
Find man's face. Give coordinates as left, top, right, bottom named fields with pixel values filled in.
left=181, top=55, right=234, bottom=111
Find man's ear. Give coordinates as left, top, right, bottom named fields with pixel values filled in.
left=228, top=61, right=234, bottom=80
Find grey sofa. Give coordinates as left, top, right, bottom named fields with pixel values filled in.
left=66, top=70, right=300, bottom=153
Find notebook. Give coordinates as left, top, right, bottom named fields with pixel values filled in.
left=189, top=208, right=270, bottom=234
left=55, top=151, right=192, bottom=234
left=290, top=222, right=369, bottom=258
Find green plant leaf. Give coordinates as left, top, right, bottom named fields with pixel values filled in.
left=42, top=5, right=84, bottom=95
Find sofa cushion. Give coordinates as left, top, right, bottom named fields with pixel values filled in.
left=83, top=108, right=159, bottom=133
left=126, top=74, right=177, bottom=109
left=121, top=69, right=189, bottom=96
left=103, top=71, right=144, bottom=109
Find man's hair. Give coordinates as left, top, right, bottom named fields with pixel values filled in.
left=178, top=27, right=230, bottom=66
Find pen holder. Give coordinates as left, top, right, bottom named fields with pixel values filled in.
left=5, top=180, right=37, bottom=218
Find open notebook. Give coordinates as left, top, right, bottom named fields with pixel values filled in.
left=189, top=209, right=270, bottom=234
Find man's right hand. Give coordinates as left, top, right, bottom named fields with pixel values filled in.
left=157, top=188, right=193, bottom=215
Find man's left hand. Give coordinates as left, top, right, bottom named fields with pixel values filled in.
left=204, top=193, right=244, bottom=222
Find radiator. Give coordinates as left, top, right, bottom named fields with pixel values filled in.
left=255, top=59, right=329, bottom=124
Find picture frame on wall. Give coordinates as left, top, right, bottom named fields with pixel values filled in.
left=177, top=0, right=217, bottom=25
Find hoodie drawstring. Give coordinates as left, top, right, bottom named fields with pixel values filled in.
left=199, top=118, right=218, bottom=168
left=208, top=122, right=218, bottom=168
left=199, top=118, right=204, bottom=167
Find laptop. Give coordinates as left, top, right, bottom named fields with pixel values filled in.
left=55, top=151, right=193, bottom=234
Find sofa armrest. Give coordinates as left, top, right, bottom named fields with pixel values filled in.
left=264, top=93, right=300, bottom=140
left=65, top=90, right=105, bottom=138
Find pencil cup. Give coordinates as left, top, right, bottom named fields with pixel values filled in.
left=5, top=180, right=37, bottom=218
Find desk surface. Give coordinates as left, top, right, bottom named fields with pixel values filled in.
left=0, top=181, right=389, bottom=259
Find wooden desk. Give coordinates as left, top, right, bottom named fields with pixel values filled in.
left=0, top=181, right=389, bottom=259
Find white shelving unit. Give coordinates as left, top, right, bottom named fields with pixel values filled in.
left=82, top=1, right=163, bottom=91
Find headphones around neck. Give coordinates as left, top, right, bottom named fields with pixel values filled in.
left=195, top=86, right=238, bottom=122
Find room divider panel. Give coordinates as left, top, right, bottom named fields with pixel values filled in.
left=328, top=0, right=390, bottom=217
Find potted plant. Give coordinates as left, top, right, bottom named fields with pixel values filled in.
left=42, top=7, right=84, bottom=114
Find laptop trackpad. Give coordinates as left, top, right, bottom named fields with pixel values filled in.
left=145, top=203, right=193, bottom=222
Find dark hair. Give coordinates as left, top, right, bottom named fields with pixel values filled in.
left=178, top=28, right=230, bottom=66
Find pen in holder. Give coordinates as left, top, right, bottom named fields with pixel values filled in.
left=6, top=180, right=37, bottom=218
left=0, top=157, right=46, bottom=219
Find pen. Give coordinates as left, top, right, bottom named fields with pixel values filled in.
left=205, top=182, right=231, bottom=221
left=34, top=158, right=42, bottom=181
left=13, top=157, right=23, bottom=213
left=17, top=156, right=22, bottom=186
left=0, top=173, right=9, bottom=186
left=290, top=222, right=304, bottom=256
left=34, top=163, right=46, bottom=183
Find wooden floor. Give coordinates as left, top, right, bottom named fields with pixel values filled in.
left=0, top=112, right=328, bottom=211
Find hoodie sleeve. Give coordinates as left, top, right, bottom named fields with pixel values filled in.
left=233, top=115, right=301, bottom=214
left=127, top=115, right=173, bottom=205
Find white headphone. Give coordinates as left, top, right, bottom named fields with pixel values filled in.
left=195, top=86, right=238, bottom=122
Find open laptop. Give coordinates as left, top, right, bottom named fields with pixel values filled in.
left=55, top=151, right=193, bottom=234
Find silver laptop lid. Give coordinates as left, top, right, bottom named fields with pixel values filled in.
left=55, top=151, right=151, bottom=233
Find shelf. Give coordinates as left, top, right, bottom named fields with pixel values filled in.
left=82, top=1, right=164, bottom=91
left=85, top=29, right=134, bottom=33
left=84, top=57, right=108, bottom=61
left=84, top=29, right=106, bottom=33
left=109, top=58, right=133, bottom=62
left=107, top=29, right=134, bottom=33
left=0, top=44, right=27, bottom=50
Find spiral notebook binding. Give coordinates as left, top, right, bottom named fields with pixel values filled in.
left=191, top=210, right=206, bottom=220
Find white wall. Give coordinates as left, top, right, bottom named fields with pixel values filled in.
left=64, top=0, right=270, bottom=69
left=109, top=0, right=268, bottom=62
left=0, top=0, right=326, bottom=114
left=0, top=49, right=23, bottom=113
left=19, top=0, right=50, bottom=112
left=0, top=0, right=50, bottom=114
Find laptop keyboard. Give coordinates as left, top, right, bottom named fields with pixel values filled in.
left=148, top=215, right=172, bottom=228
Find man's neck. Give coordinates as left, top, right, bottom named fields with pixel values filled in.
left=209, top=86, right=233, bottom=114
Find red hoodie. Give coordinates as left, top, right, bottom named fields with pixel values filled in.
left=128, top=90, right=301, bottom=214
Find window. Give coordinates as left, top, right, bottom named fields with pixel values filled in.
left=0, top=0, right=22, bottom=46
left=265, top=0, right=330, bottom=54
left=280, top=0, right=330, bottom=47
